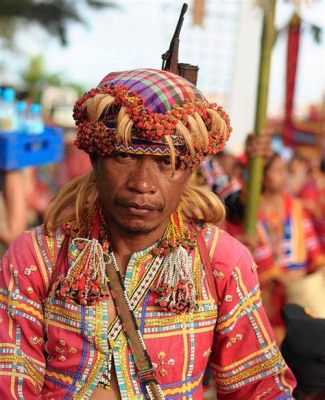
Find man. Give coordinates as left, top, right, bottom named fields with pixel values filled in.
left=0, top=69, right=295, bottom=399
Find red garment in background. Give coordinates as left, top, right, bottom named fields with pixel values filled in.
left=300, top=183, right=325, bottom=253
left=225, top=193, right=324, bottom=329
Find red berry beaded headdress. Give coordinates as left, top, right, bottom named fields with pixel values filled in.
left=73, top=68, right=232, bottom=168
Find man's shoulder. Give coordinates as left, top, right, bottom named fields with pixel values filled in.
left=1, top=224, right=65, bottom=265
left=9, top=224, right=63, bottom=246
left=197, top=222, right=253, bottom=274
left=0, top=225, right=66, bottom=297
left=6, top=226, right=42, bottom=252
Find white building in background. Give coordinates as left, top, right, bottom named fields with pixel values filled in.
left=161, top=0, right=262, bottom=154
left=152, top=0, right=324, bottom=154
left=8, top=0, right=262, bottom=154
left=4, top=0, right=323, bottom=155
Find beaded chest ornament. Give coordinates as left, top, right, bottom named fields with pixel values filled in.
left=54, top=207, right=198, bottom=313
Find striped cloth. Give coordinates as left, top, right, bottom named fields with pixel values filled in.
left=255, top=193, right=324, bottom=276
left=99, top=68, right=206, bottom=114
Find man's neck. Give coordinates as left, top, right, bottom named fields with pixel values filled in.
left=107, top=221, right=168, bottom=273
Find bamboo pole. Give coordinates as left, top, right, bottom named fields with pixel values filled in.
left=244, top=0, right=276, bottom=235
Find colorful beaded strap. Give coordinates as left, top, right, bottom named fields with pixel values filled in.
left=104, top=252, right=166, bottom=400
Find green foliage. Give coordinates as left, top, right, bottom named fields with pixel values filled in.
left=0, top=18, right=16, bottom=49
left=0, top=0, right=117, bottom=46
left=21, top=54, right=84, bottom=102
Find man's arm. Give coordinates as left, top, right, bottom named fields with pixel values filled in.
left=0, top=230, right=48, bottom=399
left=209, top=231, right=296, bottom=399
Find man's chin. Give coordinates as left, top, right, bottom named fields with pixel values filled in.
left=115, top=220, right=158, bottom=235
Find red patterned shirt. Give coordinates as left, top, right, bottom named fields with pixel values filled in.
left=0, top=222, right=295, bottom=399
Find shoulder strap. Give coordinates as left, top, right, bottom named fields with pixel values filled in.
left=104, top=253, right=165, bottom=400
left=193, top=225, right=218, bottom=301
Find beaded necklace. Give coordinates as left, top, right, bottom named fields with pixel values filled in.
left=57, top=207, right=198, bottom=313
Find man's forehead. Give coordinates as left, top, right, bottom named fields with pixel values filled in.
left=110, top=151, right=174, bottom=161
left=113, top=141, right=185, bottom=158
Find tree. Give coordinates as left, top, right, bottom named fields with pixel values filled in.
left=21, top=54, right=85, bottom=102
left=21, top=55, right=61, bottom=101
left=0, top=0, right=117, bottom=46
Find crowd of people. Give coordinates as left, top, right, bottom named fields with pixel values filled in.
left=200, top=139, right=325, bottom=339
left=199, top=137, right=325, bottom=398
left=0, top=68, right=324, bottom=399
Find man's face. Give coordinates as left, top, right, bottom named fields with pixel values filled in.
left=93, top=153, right=192, bottom=236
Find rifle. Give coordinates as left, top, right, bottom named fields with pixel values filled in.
left=161, top=3, right=199, bottom=85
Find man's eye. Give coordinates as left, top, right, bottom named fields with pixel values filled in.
left=159, top=157, right=182, bottom=170
left=160, top=158, right=172, bottom=165
left=157, top=158, right=174, bottom=169
left=115, top=153, right=133, bottom=161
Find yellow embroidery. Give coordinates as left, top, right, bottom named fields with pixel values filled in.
left=118, top=335, right=134, bottom=394
left=216, top=292, right=261, bottom=331
left=208, top=228, right=220, bottom=260
left=31, top=230, right=49, bottom=288
left=212, top=342, right=278, bottom=371
left=43, top=320, right=80, bottom=333
left=0, top=354, right=44, bottom=385
left=129, top=253, right=149, bottom=295
left=163, top=371, right=204, bottom=396
left=255, top=387, right=273, bottom=399
left=75, top=353, right=106, bottom=399
left=144, top=309, right=218, bottom=328
left=45, top=303, right=81, bottom=322
left=45, top=370, right=74, bottom=385
left=145, top=326, right=214, bottom=339
left=226, top=333, right=243, bottom=348
left=45, top=234, right=56, bottom=267
left=215, top=353, right=284, bottom=386
left=235, top=266, right=272, bottom=346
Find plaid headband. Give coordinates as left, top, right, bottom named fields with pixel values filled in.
left=73, top=68, right=232, bottom=167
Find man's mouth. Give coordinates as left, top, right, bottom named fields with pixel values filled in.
left=117, top=201, right=161, bottom=217
left=122, top=202, right=157, bottom=211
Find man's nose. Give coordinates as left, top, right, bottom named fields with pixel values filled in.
left=126, top=158, right=158, bottom=194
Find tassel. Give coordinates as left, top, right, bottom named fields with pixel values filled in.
left=154, top=245, right=197, bottom=313
left=53, top=238, right=110, bottom=306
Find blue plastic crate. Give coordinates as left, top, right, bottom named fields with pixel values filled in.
left=0, top=126, right=64, bottom=171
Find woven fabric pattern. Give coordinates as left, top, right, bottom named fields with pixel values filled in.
left=99, top=68, right=205, bottom=114
left=0, top=223, right=296, bottom=399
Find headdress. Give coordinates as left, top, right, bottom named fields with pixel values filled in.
left=73, top=68, right=232, bottom=168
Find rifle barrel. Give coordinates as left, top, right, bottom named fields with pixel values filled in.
left=162, top=3, right=188, bottom=71
left=170, top=3, right=188, bottom=45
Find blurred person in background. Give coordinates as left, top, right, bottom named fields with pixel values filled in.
left=298, top=158, right=325, bottom=252
left=287, top=153, right=309, bottom=197
left=251, top=154, right=325, bottom=343
left=0, top=69, right=295, bottom=399
left=223, top=150, right=325, bottom=342
left=200, top=131, right=273, bottom=249
left=24, top=135, right=92, bottom=227
left=281, top=304, right=325, bottom=400
left=0, top=170, right=27, bottom=252
left=56, top=133, right=92, bottom=187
